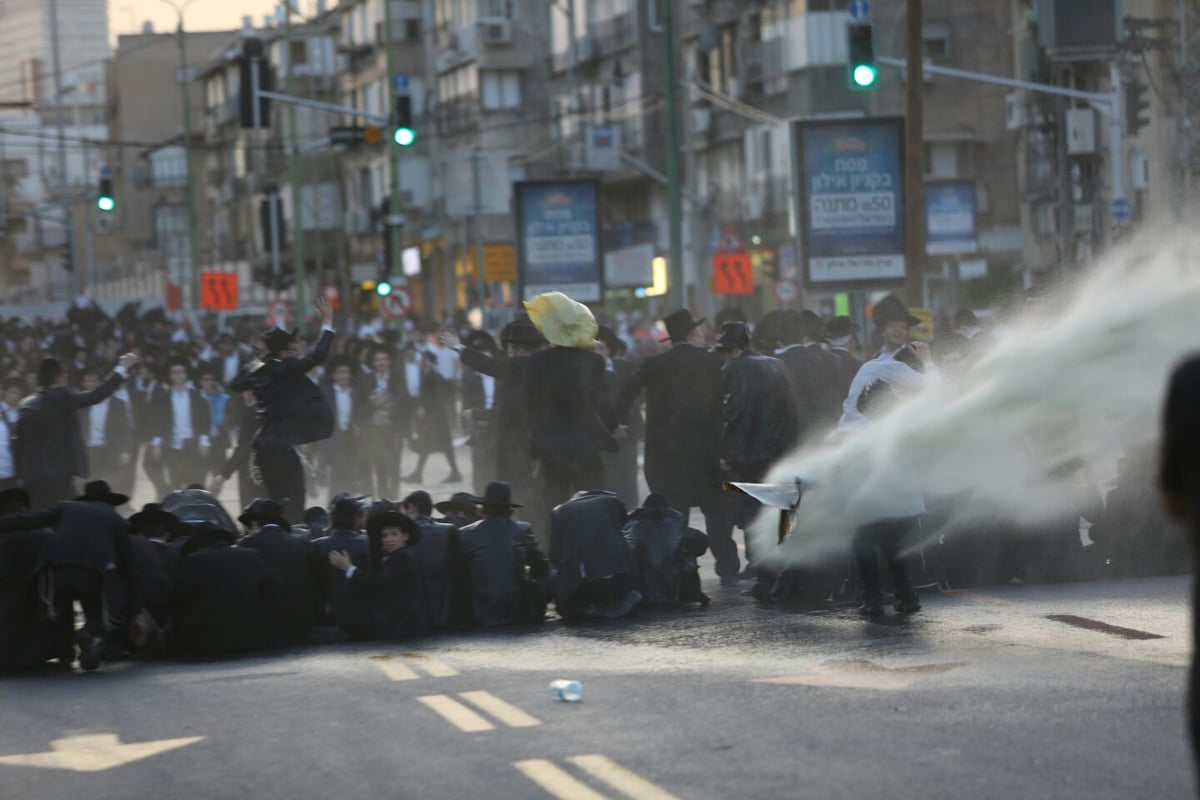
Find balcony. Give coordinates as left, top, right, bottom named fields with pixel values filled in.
left=594, top=12, right=636, bottom=57
left=437, top=94, right=480, bottom=135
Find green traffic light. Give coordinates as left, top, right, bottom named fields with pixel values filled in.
left=393, top=127, right=416, bottom=147
left=97, top=196, right=115, bottom=212
left=376, top=281, right=393, bottom=297
left=852, top=65, right=878, bottom=88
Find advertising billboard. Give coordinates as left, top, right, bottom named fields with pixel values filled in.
left=515, top=180, right=602, bottom=302
left=925, top=180, right=978, bottom=256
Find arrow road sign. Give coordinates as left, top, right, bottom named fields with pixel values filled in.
left=0, top=734, right=204, bottom=773
left=849, top=0, right=871, bottom=21
left=1110, top=197, right=1132, bottom=223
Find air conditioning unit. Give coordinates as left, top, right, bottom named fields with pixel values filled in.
left=1005, top=92, right=1026, bottom=131
left=480, top=19, right=512, bottom=46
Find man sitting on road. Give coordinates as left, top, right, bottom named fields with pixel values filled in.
left=550, top=490, right=641, bottom=621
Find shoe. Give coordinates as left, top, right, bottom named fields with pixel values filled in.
left=75, top=632, right=100, bottom=672
left=858, top=601, right=885, bottom=617
left=894, top=600, right=922, bottom=613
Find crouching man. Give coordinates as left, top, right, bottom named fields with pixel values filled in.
left=623, top=494, right=709, bottom=607
left=550, top=490, right=640, bottom=621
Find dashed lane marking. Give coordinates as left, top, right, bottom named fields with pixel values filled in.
left=369, top=655, right=420, bottom=681
left=402, top=652, right=460, bottom=677
left=417, top=695, right=495, bottom=733
left=753, top=659, right=965, bottom=691
left=1045, top=614, right=1166, bottom=641
left=0, top=734, right=205, bottom=773
left=459, top=691, right=542, bottom=728
left=568, top=754, right=683, bottom=800
left=514, top=759, right=610, bottom=800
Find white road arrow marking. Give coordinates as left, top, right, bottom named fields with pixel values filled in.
left=0, top=734, right=204, bottom=772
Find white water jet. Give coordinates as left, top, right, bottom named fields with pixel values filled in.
left=752, top=226, right=1199, bottom=567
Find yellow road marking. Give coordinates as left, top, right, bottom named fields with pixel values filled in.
left=569, top=754, right=682, bottom=800
left=514, top=759, right=610, bottom=800
left=369, top=655, right=419, bottom=682
left=459, top=691, right=542, bottom=728
left=417, top=695, right=495, bottom=733
left=0, top=734, right=205, bottom=773
left=402, top=652, right=460, bottom=677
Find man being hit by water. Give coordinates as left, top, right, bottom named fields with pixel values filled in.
left=840, top=342, right=934, bottom=616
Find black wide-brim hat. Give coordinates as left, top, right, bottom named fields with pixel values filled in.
left=499, top=320, right=546, bottom=348
left=435, top=492, right=478, bottom=514
left=366, top=510, right=422, bottom=545
left=713, top=321, right=751, bottom=352
left=824, top=316, right=861, bottom=339
left=129, top=504, right=184, bottom=537
left=75, top=480, right=129, bottom=506
left=262, top=327, right=300, bottom=353
left=474, top=481, right=522, bottom=509
left=238, top=498, right=292, bottom=530
left=660, top=309, right=705, bottom=343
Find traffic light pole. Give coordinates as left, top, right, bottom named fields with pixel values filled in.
left=661, top=0, right=685, bottom=310
left=383, top=0, right=404, bottom=300
left=175, top=22, right=201, bottom=312
left=283, top=9, right=308, bottom=314
left=903, top=0, right=925, bottom=307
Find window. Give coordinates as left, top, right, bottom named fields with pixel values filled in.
left=289, top=40, right=308, bottom=70
left=481, top=70, right=520, bottom=110
left=150, top=146, right=187, bottom=188
left=479, top=0, right=511, bottom=19
left=405, top=19, right=420, bottom=40
left=923, top=21, right=951, bottom=60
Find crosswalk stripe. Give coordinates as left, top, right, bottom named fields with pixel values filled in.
left=514, top=759, right=611, bottom=800
left=459, top=691, right=542, bottom=728
left=417, top=695, right=495, bottom=733
left=568, top=755, right=682, bottom=800
left=403, top=652, right=460, bottom=677
left=369, top=655, right=419, bottom=682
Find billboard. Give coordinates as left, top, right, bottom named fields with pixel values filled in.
left=925, top=180, right=978, bottom=256
left=794, top=117, right=906, bottom=286
left=516, top=180, right=602, bottom=302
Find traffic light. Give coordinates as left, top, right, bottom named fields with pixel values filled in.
left=376, top=280, right=393, bottom=297
left=239, top=37, right=274, bottom=129
left=97, top=171, right=114, bottom=212
left=394, top=95, right=416, bottom=147
left=1125, top=80, right=1151, bottom=137
left=847, top=23, right=877, bottom=90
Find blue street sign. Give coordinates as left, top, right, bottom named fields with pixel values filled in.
left=1110, top=197, right=1132, bottom=223
left=849, top=0, right=871, bottom=21
left=393, top=74, right=410, bottom=95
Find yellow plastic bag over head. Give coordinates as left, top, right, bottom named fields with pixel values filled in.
left=524, top=292, right=598, bottom=350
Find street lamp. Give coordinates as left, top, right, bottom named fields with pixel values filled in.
left=157, top=0, right=202, bottom=313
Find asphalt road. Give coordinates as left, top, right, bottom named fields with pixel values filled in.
left=0, top=565, right=1193, bottom=800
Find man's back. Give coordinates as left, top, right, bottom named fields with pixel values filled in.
left=231, top=330, right=334, bottom=447
left=240, top=526, right=315, bottom=640
left=172, top=546, right=278, bottom=655
left=721, top=352, right=799, bottom=465
left=525, top=347, right=611, bottom=458
left=409, top=516, right=458, bottom=628
left=457, top=517, right=546, bottom=626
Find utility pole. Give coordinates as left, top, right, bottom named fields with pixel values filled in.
left=283, top=4, right=308, bottom=313
left=471, top=149, right=485, bottom=305
left=48, top=0, right=76, bottom=297
left=903, top=0, right=926, bottom=307
left=661, top=0, right=684, bottom=309
left=383, top=0, right=404, bottom=308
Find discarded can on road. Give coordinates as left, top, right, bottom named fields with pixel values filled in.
left=549, top=680, right=583, bottom=702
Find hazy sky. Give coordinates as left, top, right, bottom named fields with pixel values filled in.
left=109, top=0, right=297, bottom=37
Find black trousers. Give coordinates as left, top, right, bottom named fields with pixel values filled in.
left=725, top=460, right=773, bottom=566
left=852, top=516, right=921, bottom=605
left=255, top=445, right=305, bottom=524
left=538, top=452, right=604, bottom=518
left=163, top=442, right=205, bottom=491
left=364, top=429, right=400, bottom=499
left=51, top=564, right=105, bottom=641
left=683, top=495, right=737, bottom=578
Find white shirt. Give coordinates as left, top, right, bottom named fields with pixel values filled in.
left=223, top=352, right=240, bottom=385
left=839, top=357, right=933, bottom=432
left=404, top=362, right=421, bottom=398
left=171, top=389, right=194, bottom=450
left=87, top=398, right=110, bottom=448
left=333, top=384, right=354, bottom=432
left=0, top=402, right=17, bottom=425
left=481, top=374, right=495, bottom=409
left=0, top=417, right=13, bottom=480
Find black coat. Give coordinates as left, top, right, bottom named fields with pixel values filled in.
left=0, top=530, right=58, bottom=672
left=76, top=395, right=133, bottom=458
left=408, top=515, right=458, bottom=629
left=240, top=525, right=317, bottom=643
left=231, top=330, right=335, bottom=448
left=347, top=548, right=428, bottom=640
left=776, top=345, right=836, bottom=446
left=170, top=544, right=278, bottom=656
left=147, top=387, right=211, bottom=450
left=127, top=536, right=174, bottom=615
left=720, top=352, right=799, bottom=466
left=311, top=529, right=372, bottom=633
left=15, top=370, right=125, bottom=482
left=0, top=500, right=135, bottom=586
left=459, top=348, right=532, bottom=480
left=615, top=343, right=723, bottom=509
left=456, top=515, right=548, bottom=627
left=412, top=369, right=455, bottom=455
left=624, top=507, right=708, bottom=605
left=525, top=347, right=615, bottom=463
left=549, top=491, right=636, bottom=607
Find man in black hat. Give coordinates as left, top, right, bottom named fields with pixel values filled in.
left=872, top=296, right=922, bottom=359
left=460, top=330, right=500, bottom=495
left=0, top=480, right=139, bottom=671
left=455, top=482, right=549, bottom=627
left=16, top=352, right=138, bottom=509
left=311, top=495, right=372, bottom=636
left=401, top=490, right=460, bottom=630
left=435, top=491, right=480, bottom=529
left=321, top=356, right=365, bottom=492
left=824, top=315, right=863, bottom=394
left=714, top=321, right=799, bottom=575
left=614, top=309, right=735, bottom=580
left=231, top=297, right=336, bottom=524
left=0, top=487, right=59, bottom=672
left=550, top=489, right=640, bottom=620
left=360, top=345, right=406, bottom=500
left=238, top=498, right=316, bottom=645
left=406, top=350, right=463, bottom=485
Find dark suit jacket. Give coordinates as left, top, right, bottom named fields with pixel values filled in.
left=311, top=529, right=372, bottom=631
left=231, top=329, right=335, bottom=448
left=459, top=348, right=531, bottom=478
left=170, top=544, right=278, bottom=656
left=456, top=515, right=548, bottom=627
left=615, top=343, right=724, bottom=509
left=408, top=515, right=459, bottom=628
left=549, top=491, right=635, bottom=606
left=346, top=548, right=428, bottom=640
left=240, top=525, right=317, bottom=643
left=146, top=386, right=211, bottom=451
left=77, top=395, right=133, bottom=458
left=15, top=370, right=125, bottom=482
left=720, top=352, right=800, bottom=465
left=322, top=382, right=364, bottom=436
left=524, top=347, right=614, bottom=463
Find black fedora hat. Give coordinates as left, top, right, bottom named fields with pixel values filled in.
left=824, top=316, right=860, bottom=340
left=75, top=480, right=129, bottom=506
left=435, top=491, right=478, bottom=514
left=499, top=319, right=545, bottom=348
left=660, top=309, right=706, bottom=343
left=713, top=321, right=751, bottom=352
left=262, top=327, right=300, bottom=354
left=238, top=497, right=292, bottom=530
left=872, top=295, right=920, bottom=328
left=474, top=481, right=522, bottom=509
left=366, top=509, right=422, bottom=545
left=463, top=329, right=498, bottom=353
left=129, top=503, right=184, bottom=538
